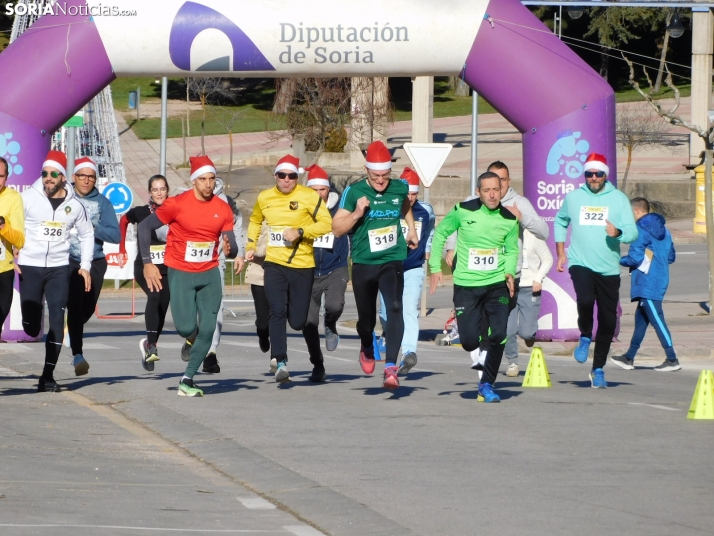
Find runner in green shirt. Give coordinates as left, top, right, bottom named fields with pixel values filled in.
left=429, top=171, right=518, bottom=402
left=332, top=141, right=419, bottom=390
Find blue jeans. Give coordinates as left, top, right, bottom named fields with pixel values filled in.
left=379, top=266, right=424, bottom=355
left=624, top=299, right=676, bottom=361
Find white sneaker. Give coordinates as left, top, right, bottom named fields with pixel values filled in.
left=506, top=363, right=519, bottom=377
left=269, top=358, right=277, bottom=373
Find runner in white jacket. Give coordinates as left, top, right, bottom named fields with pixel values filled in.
left=18, top=150, right=94, bottom=393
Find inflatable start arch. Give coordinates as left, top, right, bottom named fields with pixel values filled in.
left=0, top=0, right=616, bottom=341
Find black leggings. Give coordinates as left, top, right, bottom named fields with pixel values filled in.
left=569, top=265, right=620, bottom=370
left=263, top=262, right=314, bottom=362
left=251, top=284, right=270, bottom=343
left=67, top=258, right=107, bottom=355
left=352, top=261, right=404, bottom=365
left=19, top=265, right=70, bottom=377
left=135, top=263, right=171, bottom=346
left=0, top=269, right=15, bottom=336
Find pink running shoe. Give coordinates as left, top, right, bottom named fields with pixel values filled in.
left=383, top=366, right=399, bottom=390
left=359, top=345, right=376, bottom=375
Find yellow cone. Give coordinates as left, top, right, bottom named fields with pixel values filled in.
left=688, top=370, right=714, bottom=420
left=522, top=346, right=551, bottom=388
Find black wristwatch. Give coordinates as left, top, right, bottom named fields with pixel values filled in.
left=297, top=228, right=304, bottom=237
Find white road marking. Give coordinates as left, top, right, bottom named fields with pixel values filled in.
left=237, top=497, right=276, bottom=510
left=628, top=402, right=681, bottom=412
left=677, top=251, right=696, bottom=255
left=0, top=524, right=281, bottom=533
left=284, top=526, right=325, bottom=536
left=1, top=343, right=34, bottom=353
left=82, top=343, right=119, bottom=350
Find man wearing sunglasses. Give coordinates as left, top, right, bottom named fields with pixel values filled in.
left=332, top=141, right=419, bottom=390
left=65, top=157, right=121, bottom=376
left=246, top=155, right=332, bottom=384
left=554, top=153, right=637, bottom=389
left=18, top=150, right=95, bottom=392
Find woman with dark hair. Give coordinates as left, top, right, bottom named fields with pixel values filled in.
left=119, top=175, right=171, bottom=371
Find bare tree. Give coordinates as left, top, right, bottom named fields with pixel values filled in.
left=617, top=103, right=669, bottom=192
left=449, top=76, right=470, bottom=97
left=212, top=105, right=246, bottom=188
left=185, top=77, right=235, bottom=155
left=270, top=77, right=393, bottom=164
left=653, top=9, right=674, bottom=94
left=624, top=53, right=714, bottom=313
left=273, top=79, right=297, bottom=114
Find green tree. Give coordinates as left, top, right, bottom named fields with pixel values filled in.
left=584, top=7, right=667, bottom=81
left=0, top=1, right=13, bottom=51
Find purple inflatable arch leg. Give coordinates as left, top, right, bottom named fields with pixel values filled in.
left=462, top=0, right=617, bottom=341
left=0, top=0, right=115, bottom=341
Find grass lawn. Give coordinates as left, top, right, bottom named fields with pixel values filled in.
left=113, top=76, right=692, bottom=140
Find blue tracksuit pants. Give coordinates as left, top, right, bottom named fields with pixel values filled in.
left=624, top=299, right=676, bottom=361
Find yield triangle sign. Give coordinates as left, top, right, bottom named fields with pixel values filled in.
left=403, top=143, right=453, bottom=188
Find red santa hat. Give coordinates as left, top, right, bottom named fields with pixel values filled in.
left=73, top=156, right=98, bottom=175
left=275, top=154, right=304, bottom=175
left=401, top=167, right=420, bottom=192
left=189, top=155, right=217, bottom=181
left=365, top=141, right=392, bottom=171
left=305, top=164, right=330, bottom=188
left=42, top=150, right=67, bottom=176
left=584, top=153, right=609, bottom=176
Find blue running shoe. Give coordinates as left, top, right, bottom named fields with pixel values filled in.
left=477, top=382, right=501, bottom=403
left=573, top=336, right=591, bottom=363
left=589, top=368, right=607, bottom=389
left=372, top=332, right=384, bottom=361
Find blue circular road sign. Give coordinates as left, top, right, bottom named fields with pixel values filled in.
left=102, top=182, right=134, bottom=215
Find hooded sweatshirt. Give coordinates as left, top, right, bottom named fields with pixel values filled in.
left=314, top=191, right=350, bottom=277
left=554, top=181, right=637, bottom=276
left=619, top=213, right=675, bottom=301
left=69, top=185, right=121, bottom=262
left=19, top=178, right=94, bottom=271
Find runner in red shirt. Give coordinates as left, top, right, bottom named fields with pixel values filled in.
left=138, top=156, right=238, bottom=397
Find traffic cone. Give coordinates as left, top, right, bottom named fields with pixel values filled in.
left=522, top=347, right=551, bottom=388
left=687, top=370, right=714, bottom=420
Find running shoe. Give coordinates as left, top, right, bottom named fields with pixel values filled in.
left=654, top=359, right=681, bottom=372
left=610, top=354, right=634, bottom=370
left=258, top=332, right=270, bottom=353
left=506, top=363, right=520, bottom=377
left=573, top=336, right=591, bottom=364
left=202, top=352, right=221, bottom=374
left=325, top=326, right=340, bottom=352
left=269, top=357, right=278, bottom=373
left=309, top=363, right=326, bottom=382
left=275, top=360, right=290, bottom=383
left=140, top=338, right=154, bottom=372
left=383, top=365, right=399, bottom=390
left=375, top=333, right=386, bottom=356
left=477, top=382, right=500, bottom=403
left=178, top=378, right=204, bottom=397
left=359, top=345, right=376, bottom=375
left=181, top=339, right=193, bottom=362
left=37, top=376, right=61, bottom=393
left=71, top=354, right=89, bottom=376
left=398, top=352, right=417, bottom=375
left=589, top=368, right=608, bottom=388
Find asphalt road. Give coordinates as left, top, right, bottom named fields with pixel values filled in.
left=1, top=245, right=713, bottom=536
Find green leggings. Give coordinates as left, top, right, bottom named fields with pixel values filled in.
left=168, top=267, right=223, bottom=378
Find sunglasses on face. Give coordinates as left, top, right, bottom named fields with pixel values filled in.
left=276, top=172, right=299, bottom=180
left=584, top=171, right=606, bottom=179
left=41, top=171, right=63, bottom=179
